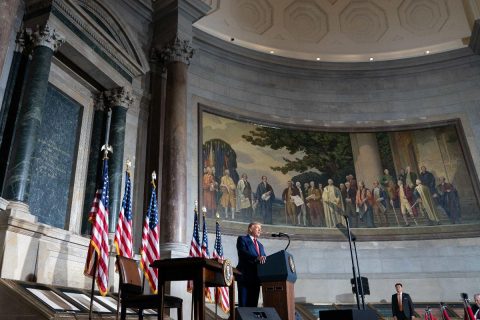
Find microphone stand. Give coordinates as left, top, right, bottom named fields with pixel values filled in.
left=344, top=215, right=360, bottom=310
left=353, top=237, right=366, bottom=309
left=283, top=233, right=291, bottom=251
left=272, top=233, right=291, bottom=251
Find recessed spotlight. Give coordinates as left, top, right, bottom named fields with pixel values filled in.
left=369, top=57, right=374, bottom=61
left=425, top=50, right=430, bottom=55
left=269, top=50, right=275, bottom=54
left=316, top=57, right=321, bottom=61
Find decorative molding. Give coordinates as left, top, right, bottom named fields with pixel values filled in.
left=232, top=0, right=273, bottom=35
left=398, top=0, right=449, bottom=35
left=339, top=0, right=388, bottom=43
left=104, top=87, right=134, bottom=109
left=32, top=23, right=65, bottom=51
left=50, top=0, right=145, bottom=79
left=158, top=35, right=195, bottom=65
left=284, top=0, right=328, bottom=43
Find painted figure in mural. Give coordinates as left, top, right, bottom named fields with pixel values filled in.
left=398, top=168, right=406, bottom=185
left=344, top=181, right=358, bottom=227
left=255, top=176, right=275, bottom=225
left=340, top=183, right=347, bottom=212
left=306, top=181, right=324, bottom=227
left=237, top=173, right=253, bottom=222
left=202, top=166, right=217, bottom=217
left=322, top=179, right=343, bottom=228
left=437, top=177, right=461, bottom=224
left=396, top=180, right=416, bottom=226
left=372, top=180, right=389, bottom=227
left=220, top=169, right=236, bottom=219
left=404, top=166, right=418, bottom=190
left=381, top=169, right=394, bottom=189
left=295, top=181, right=307, bottom=226
left=282, top=181, right=301, bottom=225
left=356, top=181, right=375, bottom=228
left=414, top=179, right=440, bottom=225
left=419, top=166, right=438, bottom=197
left=346, top=174, right=358, bottom=194
left=304, top=182, right=311, bottom=225
left=387, top=180, right=399, bottom=209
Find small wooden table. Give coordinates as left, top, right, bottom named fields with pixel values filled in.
left=151, top=257, right=237, bottom=320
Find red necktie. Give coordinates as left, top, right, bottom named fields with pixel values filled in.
left=253, top=238, right=260, bottom=256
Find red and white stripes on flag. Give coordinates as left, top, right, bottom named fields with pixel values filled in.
left=201, top=213, right=213, bottom=302
left=140, top=179, right=160, bottom=294
left=114, top=171, right=133, bottom=258
left=213, top=220, right=230, bottom=313
left=84, top=158, right=110, bottom=296
left=187, top=206, right=202, bottom=292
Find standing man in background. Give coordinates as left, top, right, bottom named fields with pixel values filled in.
left=472, top=293, right=480, bottom=319
left=236, top=222, right=267, bottom=307
left=256, top=176, right=275, bottom=224
left=392, top=283, right=415, bottom=320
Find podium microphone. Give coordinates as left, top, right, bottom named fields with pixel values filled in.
left=271, top=232, right=286, bottom=237
left=271, top=232, right=291, bottom=251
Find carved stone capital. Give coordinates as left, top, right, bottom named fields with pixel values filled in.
left=104, top=87, right=134, bottom=109
left=32, top=23, right=65, bottom=52
left=93, top=93, right=106, bottom=112
left=158, top=36, right=195, bottom=66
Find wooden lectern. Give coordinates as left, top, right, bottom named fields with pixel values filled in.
left=151, top=257, right=237, bottom=320
left=257, top=250, right=297, bottom=320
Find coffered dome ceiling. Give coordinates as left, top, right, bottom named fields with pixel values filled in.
left=194, top=0, right=478, bottom=62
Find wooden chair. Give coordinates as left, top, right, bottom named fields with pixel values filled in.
left=116, top=255, right=183, bottom=320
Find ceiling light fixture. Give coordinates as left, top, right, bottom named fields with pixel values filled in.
left=269, top=50, right=275, bottom=54
left=369, top=57, right=374, bottom=61
left=425, top=50, right=430, bottom=55
left=316, top=57, right=321, bottom=61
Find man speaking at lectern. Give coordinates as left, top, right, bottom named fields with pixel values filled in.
left=237, top=222, right=267, bottom=307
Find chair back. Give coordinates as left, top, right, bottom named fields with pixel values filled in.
left=116, top=255, right=143, bottom=295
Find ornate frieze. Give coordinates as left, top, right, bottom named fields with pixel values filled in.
left=158, top=36, right=195, bottom=66
left=32, top=23, right=65, bottom=51
left=104, top=87, right=134, bottom=109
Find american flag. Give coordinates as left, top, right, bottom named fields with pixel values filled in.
left=83, top=158, right=110, bottom=296
left=140, top=178, right=159, bottom=294
left=87, top=189, right=102, bottom=223
left=201, top=213, right=213, bottom=302
left=114, top=171, right=133, bottom=258
left=187, top=206, right=202, bottom=292
left=213, top=221, right=230, bottom=313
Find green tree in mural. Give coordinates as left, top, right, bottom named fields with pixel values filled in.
left=242, top=127, right=354, bottom=183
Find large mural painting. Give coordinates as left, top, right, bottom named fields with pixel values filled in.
left=200, top=110, right=480, bottom=229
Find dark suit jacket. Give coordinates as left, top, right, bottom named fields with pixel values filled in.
left=392, top=292, right=414, bottom=318
left=236, top=235, right=266, bottom=285
left=472, top=304, right=480, bottom=319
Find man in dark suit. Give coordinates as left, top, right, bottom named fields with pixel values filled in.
left=236, top=222, right=267, bottom=307
left=473, top=293, right=480, bottom=319
left=256, top=176, right=275, bottom=224
left=392, top=283, right=415, bottom=320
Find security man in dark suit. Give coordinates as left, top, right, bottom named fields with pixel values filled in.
left=236, top=222, right=267, bottom=307
left=473, top=293, right=480, bottom=319
left=392, top=283, right=415, bottom=320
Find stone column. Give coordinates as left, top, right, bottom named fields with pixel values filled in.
left=105, top=87, right=133, bottom=233
left=350, top=133, right=383, bottom=187
left=0, top=0, right=23, bottom=76
left=158, top=36, right=194, bottom=246
left=0, top=29, right=32, bottom=194
left=81, top=94, right=106, bottom=234
left=2, top=23, right=64, bottom=219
